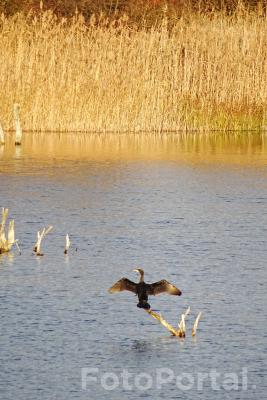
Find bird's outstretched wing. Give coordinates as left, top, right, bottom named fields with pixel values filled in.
left=108, top=278, right=137, bottom=294
left=147, top=280, right=182, bottom=296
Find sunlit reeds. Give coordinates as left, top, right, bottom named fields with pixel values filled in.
left=0, top=9, right=267, bottom=132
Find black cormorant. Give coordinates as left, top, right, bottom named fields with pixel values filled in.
left=108, top=268, right=182, bottom=309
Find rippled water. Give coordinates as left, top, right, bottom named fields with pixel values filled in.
left=0, top=133, right=266, bottom=399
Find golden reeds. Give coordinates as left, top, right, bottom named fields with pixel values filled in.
left=0, top=10, right=267, bottom=132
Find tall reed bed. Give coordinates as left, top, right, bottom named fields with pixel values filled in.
left=0, top=10, right=267, bottom=132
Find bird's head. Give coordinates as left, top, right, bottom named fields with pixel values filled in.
left=133, top=268, right=144, bottom=274
left=133, top=268, right=144, bottom=282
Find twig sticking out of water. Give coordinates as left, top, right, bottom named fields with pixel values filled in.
left=146, top=307, right=202, bottom=339
left=64, top=234, right=70, bottom=254
left=0, top=208, right=18, bottom=253
left=7, top=220, right=15, bottom=250
left=15, top=241, right=22, bottom=255
left=177, top=306, right=190, bottom=338
left=34, top=225, right=53, bottom=256
left=147, top=309, right=179, bottom=336
left=0, top=208, right=8, bottom=252
left=13, top=103, right=22, bottom=145
left=0, top=121, right=5, bottom=145
left=192, top=312, right=202, bottom=337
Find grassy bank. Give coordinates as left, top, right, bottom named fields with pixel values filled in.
left=0, top=8, right=267, bottom=132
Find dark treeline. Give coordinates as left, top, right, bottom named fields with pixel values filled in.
left=1, top=1, right=266, bottom=22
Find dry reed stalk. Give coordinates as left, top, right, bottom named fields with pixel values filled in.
left=0, top=11, right=266, bottom=132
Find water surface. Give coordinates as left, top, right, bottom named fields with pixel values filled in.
left=0, top=133, right=266, bottom=399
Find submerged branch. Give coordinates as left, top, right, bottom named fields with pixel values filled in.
left=146, top=307, right=202, bottom=338
left=34, top=225, right=53, bottom=256
left=147, top=309, right=179, bottom=336
left=192, top=312, right=202, bottom=337
left=0, top=208, right=18, bottom=253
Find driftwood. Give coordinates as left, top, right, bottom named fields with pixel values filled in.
left=33, top=225, right=53, bottom=256
left=0, top=208, right=19, bottom=253
left=146, top=307, right=202, bottom=338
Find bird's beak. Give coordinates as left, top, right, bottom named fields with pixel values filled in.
left=133, top=268, right=139, bottom=273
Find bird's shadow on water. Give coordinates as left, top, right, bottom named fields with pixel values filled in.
left=131, top=338, right=159, bottom=353
left=106, top=335, right=190, bottom=372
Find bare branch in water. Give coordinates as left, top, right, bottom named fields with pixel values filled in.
left=192, top=312, right=202, bottom=337
left=146, top=307, right=202, bottom=339
left=34, top=225, right=53, bottom=256
left=15, top=241, right=21, bottom=255
left=177, top=306, right=190, bottom=337
left=7, top=220, right=15, bottom=250
left=64, top=234, right=70, bottom=254
left=146, top=309, right=179, bottom=336
left=0, top=208, right=18, bottom=254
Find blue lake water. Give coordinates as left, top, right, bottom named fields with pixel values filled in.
left=0, top=133, right=266, bottom=399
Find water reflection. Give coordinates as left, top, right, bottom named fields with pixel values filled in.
left=0, top=132, right=266, bottom=169
left=0, top=252, right=14, bottom=266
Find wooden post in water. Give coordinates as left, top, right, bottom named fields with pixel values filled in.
left=0, top=121, right=5, bottom=145
left=13, top=103, right=22, bottom=145
left=64, top=234, right=70, bottom=254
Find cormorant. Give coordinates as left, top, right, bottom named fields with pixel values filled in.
left=108, top=268, right=182, bottom=309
